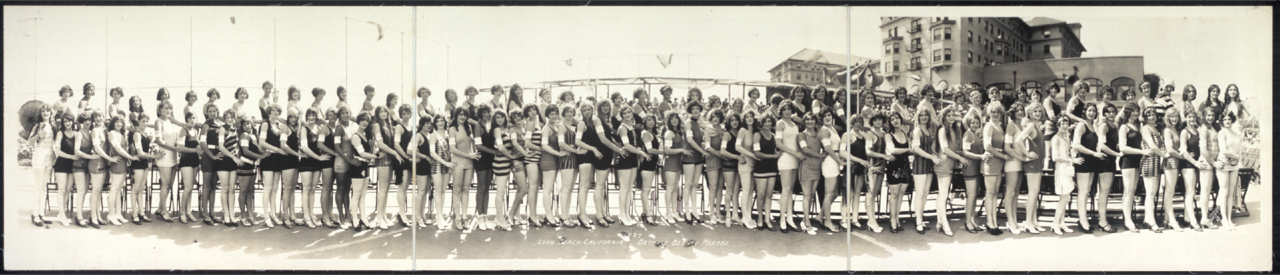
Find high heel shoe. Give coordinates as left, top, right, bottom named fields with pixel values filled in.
left=1077, top=221, right=1093, bottom=234
left=304, top=216, right=317, bottom=229
left=283, top=218, right=295, bottom=229
left=597, top=217, right=611, bottom=228
left=32, top=215, right=43, bottom=227
left=1092, top=222, right=1112, bottom=233
left=644, top=215, right=659, bottom=226
left=964, top=223, right=977, bottom=234
left=1166, top=220, right=1184, bottom=232
left=986, top=224, right=1002, bottom=236
left=1146, top=221, right=1162, bottom=233
left=915, top=224, right=926, bottom=234
left=1024, top=222, right=1040, bottom=234
left=1007, top=222, right=1022, bottom=235
left=940, top=224, right=953, bottom=236
left=141, top=212, right=154, bottom=222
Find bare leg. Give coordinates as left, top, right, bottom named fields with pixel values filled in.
left=1076, top=172, right=1096, bottom=231
left=281, top=168, right=299, bottom=225
left=1095, top=172, right=1115, bottom=230
left=1002, top=171, right=1021, bottom=232
left=1024, top=173, right=1043, bottom=230
left=982, top=174, right=1002, bottom=229
left=1120, top=169, right=1139, bottom=230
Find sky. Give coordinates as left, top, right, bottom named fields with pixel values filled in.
left=4, top=6, right=1270, bottom=124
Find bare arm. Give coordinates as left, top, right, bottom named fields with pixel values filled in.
left=53, top=132, right=79, bottom=160
left=1139, top=126, right=1163, bottom=157
left=774, top=122, right=805, bottom=159
left=74, top=133, right=99, bottom=160
left=910, top=128, right=939, bottom=162
left=1064, top=97, right=1086, bottom=123
left=109, top=132, right=136, bottom=161
left=1118, top=125, right=1147, bottom=155
left=540, top=127, right=566, bottom=157
left=735, top=129, right=758, bottom=160
left=983, top=124, right=1009, bottom=160
left=1162, top=128, right=1182, bottom=160
left=1072, top=124, right=1103, bottom=156
left=298, top=127, right=325, bottom=159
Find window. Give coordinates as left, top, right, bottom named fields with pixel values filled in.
left=944, top=49, right=952, bottom=61
left=1043, top=44, right=1051, bottom=54
left=967, top=51, right=973, bottom=63
left=980, top=38, right=986, bottom=48
left=886, top=44, right=891, bottom=54
left=1111, top=77, right=1135, bottom=96
left=893, top=43, right=900, bottom=54
left=944, top=28, right=952, bottom=40
left=933, top=29, right=941, bottom=41
left=967, top=31, right=973, bottom=43
left=795, top=75, right=800, bottom=80
left=998, top=30, right=1004, bottom=40
left=996, top=45, right=1003, bottom=55
left=1043, top=30, right=1050, bottom=38
left=968, top=18, right=972, bottom=22
left=977, top=54, right=981, bottom=63
left=893, top=61, right=899, bottom=72
left=933, top=50, right=941, bottom=62
left=910, top=57, right=921, bottom=70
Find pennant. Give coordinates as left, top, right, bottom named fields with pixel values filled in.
left=803, top=52, right=823, bottom=66
left=565, top=59, right=573, bottom=66
left=230, top=17, right=236, bottom=24
left=909, top=74, right=922, bottom=82
left=656, top=54, right=673, bottom=69
left=368, top=21, right=384, bottom=41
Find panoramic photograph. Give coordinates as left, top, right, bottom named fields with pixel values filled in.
left=2, top=5, right=1271, bottom=271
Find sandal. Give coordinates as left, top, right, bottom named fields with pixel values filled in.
left=1098, top=223, right=1116, bottom=233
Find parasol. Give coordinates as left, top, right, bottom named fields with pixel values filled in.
left=18, top=100, right=45, bottom=139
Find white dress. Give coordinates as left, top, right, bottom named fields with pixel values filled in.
left=30, top=123, right=56, bottom=168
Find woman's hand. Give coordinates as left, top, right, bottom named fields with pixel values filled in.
left=592, top=149, right=603, bottom=159
left=885, top=154, right=896, bottom=162
left=1072, top=157, right=1085, bottom=165
left=319, top=154, right=332, bottom=161
left=980, top=152, right=991, bottom=163
left=1025, top=152, right=1039, bottom=161
left=957, top=157, right=972, bottom=167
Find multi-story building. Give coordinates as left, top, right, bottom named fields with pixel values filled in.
left=878, top=16, right=1143, bottom=99
left=768, top=48, right=877, bottom=89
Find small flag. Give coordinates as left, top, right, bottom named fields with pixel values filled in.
left=565, top=59, right=573, bottom=66
left=909, top=74, right=922, bottom=81
left=656, top=54, right=673, bottom=69
left=230, top=17, right=235, bottom=24
left=368, top=21, right=384, bottom=41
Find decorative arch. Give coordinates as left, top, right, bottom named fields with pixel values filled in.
left=986, top=82, right=1013, bottom=91
left=1111, top=77, right=1136, bottom=99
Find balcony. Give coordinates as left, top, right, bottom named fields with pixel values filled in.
left=909, top=25, right=922, bottom=33
left=930, top=60, right=955, bottom=70
left=908, top=63, right=922, bottom=71
left=908, top=44, right=923, bottom=53
left=882, top=36, right=903, bottom=43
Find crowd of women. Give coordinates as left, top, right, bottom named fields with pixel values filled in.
left=22, top=78, right=1252, bottom=236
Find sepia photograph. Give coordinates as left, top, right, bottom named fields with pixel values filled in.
left=2, top=4, right=1271, bottom=271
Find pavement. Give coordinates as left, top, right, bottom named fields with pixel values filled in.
left=3, top=167, right=1271, bottom=271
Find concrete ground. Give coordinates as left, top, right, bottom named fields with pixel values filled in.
left=3, top=167, right=1270, bottom=271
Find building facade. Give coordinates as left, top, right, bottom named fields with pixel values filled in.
left=768, top=48, right=877, bottom=89
left=876, top=16, right=1135, bottom=99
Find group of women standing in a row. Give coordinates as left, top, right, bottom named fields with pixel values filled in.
left=24, top=78, right=1251, bottom=237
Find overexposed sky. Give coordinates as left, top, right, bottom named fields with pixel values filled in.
left=4, top=6, right=1271, bottom=115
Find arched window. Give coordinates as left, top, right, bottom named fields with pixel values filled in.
left=1020, top=81, right=1041, bottom=90
left=986, top=82, right=1013, bottom=91
left=1081, top=78, right=1104, bottom=100
left=1111, top=77, right=1135, bottom=98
